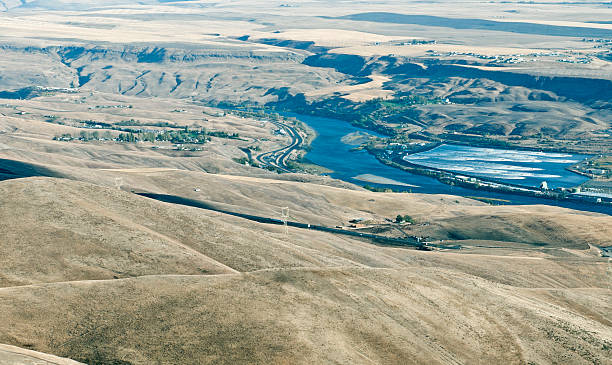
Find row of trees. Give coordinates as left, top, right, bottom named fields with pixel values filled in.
left=55, top=127, right=241, bottom=145
left=117, top=129, right=210, bottom=144
left=53, top=130, right=113, bottom=141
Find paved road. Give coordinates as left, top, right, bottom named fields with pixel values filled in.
left=256, top=120, right=303, bottom=172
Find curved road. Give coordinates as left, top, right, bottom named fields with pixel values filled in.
left=256, top=120, right=303, bottom=172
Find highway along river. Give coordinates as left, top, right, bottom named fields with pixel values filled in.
left=286, top=113, right=612, bottom=215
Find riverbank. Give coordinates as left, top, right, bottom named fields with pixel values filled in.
left=283, top=112, right=612, bottom=215
left=218, top=107, right=612, bottom=214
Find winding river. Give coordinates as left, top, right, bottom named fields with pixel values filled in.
left=287, top=113, right=612, bottom=215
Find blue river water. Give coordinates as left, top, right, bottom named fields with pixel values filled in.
left=287, top=113, right=612, bottom=215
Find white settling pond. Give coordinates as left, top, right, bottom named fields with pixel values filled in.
left=403, top=144, right=589, bottom=189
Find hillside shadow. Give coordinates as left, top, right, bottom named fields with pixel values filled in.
left=340, top=12, right=612, bottom=38
left=0, top=159, right=60, bottom=182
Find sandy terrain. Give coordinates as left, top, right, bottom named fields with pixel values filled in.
left=353, top=173, right=418, bottom=187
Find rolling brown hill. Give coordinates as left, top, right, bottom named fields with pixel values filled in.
left=0, top=176, right=610, bottom=364
left=0, top=1, right=611, bottom=363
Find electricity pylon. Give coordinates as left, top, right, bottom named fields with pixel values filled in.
left=114, top=177, right=123, bottom=190
left=281, top=207, right=290, bottom=236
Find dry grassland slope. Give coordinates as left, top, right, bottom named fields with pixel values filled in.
left=0, top=177, right=610, bottom=364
